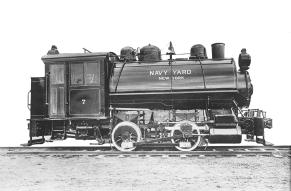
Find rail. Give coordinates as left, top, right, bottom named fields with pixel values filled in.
left=3, top=145, right=290, bottom=158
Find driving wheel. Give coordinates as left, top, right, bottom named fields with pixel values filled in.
left=171, top=121, right=201, bottom=151
left=111, top=121, right=141, bottom=151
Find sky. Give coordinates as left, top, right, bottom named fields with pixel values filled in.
left=0, top=0, right=290, bottom=146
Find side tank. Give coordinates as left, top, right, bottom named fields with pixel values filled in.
left=109, top=58, right=253, bottom=110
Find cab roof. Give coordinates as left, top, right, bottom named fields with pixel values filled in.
left=41, top=52, right=114, bottom=63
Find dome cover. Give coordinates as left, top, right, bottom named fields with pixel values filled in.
left=190, top=44, right=207, bottom=59
left=138, top=44, right=161, bottom=61
left=120, top=46, right=136, bottom=61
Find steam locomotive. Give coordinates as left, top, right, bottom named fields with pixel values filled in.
left=27, top=42, right=272, bottom=151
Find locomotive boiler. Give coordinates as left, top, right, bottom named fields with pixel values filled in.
left=27, top=42, right=272, bottom=151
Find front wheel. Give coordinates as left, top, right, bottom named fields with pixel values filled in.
left=111, top=121, right=141, bottom=151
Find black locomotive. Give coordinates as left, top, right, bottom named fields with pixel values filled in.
left=27, top=42, right=272, bottom=151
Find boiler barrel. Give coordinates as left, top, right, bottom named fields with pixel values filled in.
left=109, top=59, right=252, bottom=109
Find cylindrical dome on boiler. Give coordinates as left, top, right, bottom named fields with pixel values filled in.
left=120, top=46, right=136, bottom=61
left=189, top=44, right=207, bottom=59
left=138, top=44, right=161, bottom=61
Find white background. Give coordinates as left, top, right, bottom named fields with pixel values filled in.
left=0, top=0, right=290, bottom=146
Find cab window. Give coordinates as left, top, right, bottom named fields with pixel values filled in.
left=71, top=63, right=83, bottom=85
left=85, top=62, right=100, bottom=85
left=70, top=62, right=100, bottom=86
left=50, top=65, right=64, bottom=84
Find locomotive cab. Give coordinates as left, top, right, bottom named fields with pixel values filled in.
left=27, top=52, right=115, bottom=144
left=41, top=52, right=115, bottom=118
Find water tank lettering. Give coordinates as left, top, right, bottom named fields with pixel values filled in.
left=172, top=70, right=191, bottom=75
left=149, top=69, right=191, bottom=81
left=159, top=76, right=170, bottom=80
left=149, top=69, right=191, bottom=76
left=149, top=70, right=168, bottom=76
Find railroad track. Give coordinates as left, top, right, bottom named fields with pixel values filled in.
left=2, top=145, right=290, bottom=158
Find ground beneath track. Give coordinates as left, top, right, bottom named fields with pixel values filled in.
left=0, top=148, right=290, bottom=191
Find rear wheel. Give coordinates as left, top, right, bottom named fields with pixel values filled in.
left=111, top=121, right=141, bottom=151
left=171, top=121, right=201, bottom=151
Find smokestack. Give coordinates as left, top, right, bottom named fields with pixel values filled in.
left=211, top=43, right=225, bottom=59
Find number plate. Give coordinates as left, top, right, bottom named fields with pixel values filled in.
left=121, top=142, right=134, bottom=149
left=179, top=142, right=191, bottom=148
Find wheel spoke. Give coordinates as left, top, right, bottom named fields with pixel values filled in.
left=115, top=137, right=122, bottom=143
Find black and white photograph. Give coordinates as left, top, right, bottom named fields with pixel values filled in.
left=0, top=0, right=290, bottom=190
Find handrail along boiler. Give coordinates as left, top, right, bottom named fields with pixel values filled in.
left=27, top=42, right=272, bottom=151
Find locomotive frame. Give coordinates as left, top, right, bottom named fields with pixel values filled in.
left=26, top=43, right=272, bottom=151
